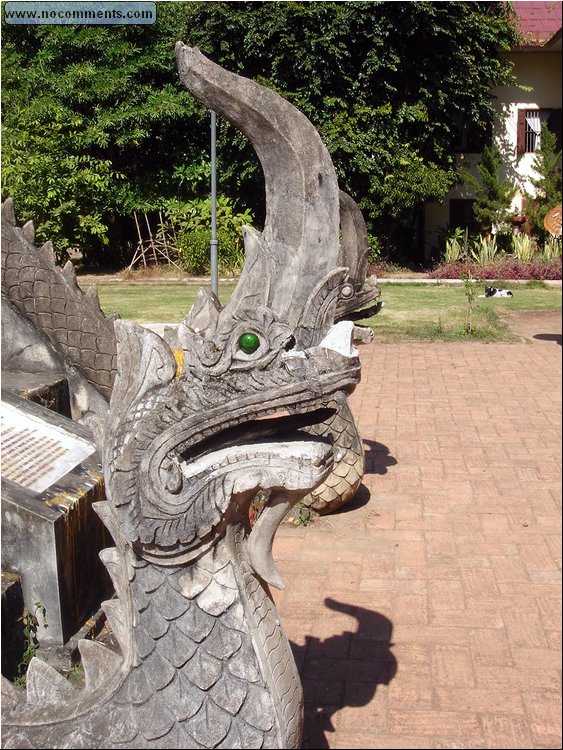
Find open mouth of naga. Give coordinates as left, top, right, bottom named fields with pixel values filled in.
left=138, top=401, right=343, bottom=570
left=180, top=406, right=337, bottom=466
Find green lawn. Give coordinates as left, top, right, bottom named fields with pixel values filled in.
left=361, top=281, right=561, bottom=342
left=86, top=279, right=561, bottom=342
left=87, top=281, right=238, bottom=323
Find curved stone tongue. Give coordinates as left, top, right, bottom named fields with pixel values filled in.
left=245, top=489, right=302, bottom=590
left=239, top=439, right=332, bottom=589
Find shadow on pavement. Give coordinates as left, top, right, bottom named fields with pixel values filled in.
left=533, top=333, right=562, bottom=345
left=292, top=597, right=397, bottom=750
left=363, top=439, right=398, bottom=475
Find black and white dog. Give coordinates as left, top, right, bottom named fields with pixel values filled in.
left=484, top=286, right=513, bottom=298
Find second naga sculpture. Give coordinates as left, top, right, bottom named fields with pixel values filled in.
left=1, top=45, right=368, bottom=749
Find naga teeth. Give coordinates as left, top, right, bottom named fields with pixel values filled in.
left=78, top=639, right=122, bottom=690
left=22, top=220, right=35, bottom=244
left=318, top=320, right=358, bottom=357
left=98, top=545, right=128, bottom=603
left=94, top=502, right=120, bottom=541
left=26, top=658, right=76, bottom=706
left=246, top=490, right=301, bottom=590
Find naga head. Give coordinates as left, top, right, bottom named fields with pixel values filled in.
left=100, top=46, right=361, bottom=585
left=336, top=190, right=383, bottom=325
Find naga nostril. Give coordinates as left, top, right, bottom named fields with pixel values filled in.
left=161, top=456, right=183, bottom=494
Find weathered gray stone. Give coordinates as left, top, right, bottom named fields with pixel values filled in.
left=1, top=296, right=62, bottom=375
left=1, top=45, right=364, bottom=749
left=1, top=391, right=113, bottom=646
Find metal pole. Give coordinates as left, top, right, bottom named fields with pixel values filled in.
left=210, top=111, right=218, bottom=296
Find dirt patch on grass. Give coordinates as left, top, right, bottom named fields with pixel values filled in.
left=497, top=310, right=562, bottom=345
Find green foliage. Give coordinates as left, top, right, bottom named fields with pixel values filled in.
left=541, top=236, right=562, bottom=262
left=162, top=195, right=253, bottom=274
left=469, top=234, right=500, bottom=266
left=175, top=228, right=215, bottom=275
left=2, top=1, right=519, bottom=265
left=511, top=233, right=537, bottom=262
left=367, top=234, right=382, bottom=263
left=59, top=661, right=86, bottom=684
left=459, top=145, right=517, bottom=234
left=13, top=602, right=46, bottom=687
left=444, top=227, right=469, bottom=262
left=286, top=501, right=315, bottom=527
left=182, top=0, right=518, bottom=257
left=524, top=124, right=563, bottom=243
left=1, top=8, right=205, bottom=265
left=176, top=227, right=244, bottom=275
left=165, top=195, right=253, bottom=236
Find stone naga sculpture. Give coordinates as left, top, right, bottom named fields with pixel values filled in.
left=336, top=189, right=383, bottom=330
left=1, top=46, right=362, bottom=749
left=298, top=190, right=384, bottom=516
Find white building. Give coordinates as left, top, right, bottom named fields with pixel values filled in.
left=424, top=1, right=562, bottom=259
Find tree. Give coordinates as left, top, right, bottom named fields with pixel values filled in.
left=1, top=6, right=206, bottom=266
left=1, top=1, right=519, bottom=265
left=459, top=145, right=517, bottom=235
left=177, top=1, right=519, bottom=260
left=525, top=123, right=562, bottom=243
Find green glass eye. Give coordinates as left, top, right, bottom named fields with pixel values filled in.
left=238, top=332, right=260, bottom=354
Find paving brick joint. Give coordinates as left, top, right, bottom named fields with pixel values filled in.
left=272, top=314, right=562, bottom=750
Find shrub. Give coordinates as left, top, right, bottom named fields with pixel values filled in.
left=524, top=124, right=562, bottom=243
left=469, top=234, right=500, bottom=266
left=458, top=145, right=517, bottom=234
left=511, top=233, right=537, bottom=262
left=163, top=195, right=252, bottom=275
left=542, top=236, right=562, bottom=262
left=444, top=227, right=468, bottom=263
left=177, top=227, right=244, bottom=276
left=367, top=234, right=382, bottom=263
left=431, top=257, right=561, bottom=281
left=478, top=258, right=561, bottom=280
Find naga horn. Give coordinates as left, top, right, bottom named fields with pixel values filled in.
left=175, top=44, right=342, bottom=329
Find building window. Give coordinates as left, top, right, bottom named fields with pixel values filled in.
left=525, top=110, right=549, bottom=151
left=517, top=108, right=562, bottom=154
left=449, top=199, right=478, bottom=234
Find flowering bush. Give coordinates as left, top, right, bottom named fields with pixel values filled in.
left=431, top=257, right=561, bottom=281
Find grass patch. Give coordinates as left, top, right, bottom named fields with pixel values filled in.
left=86, top=281, right=237, bottom=323
left=359, top=281, right=561, bottom=342
left=86, top=279, right=561, bottom=342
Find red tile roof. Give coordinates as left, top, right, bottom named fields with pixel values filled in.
left=511, top=1, right=562, bottom=46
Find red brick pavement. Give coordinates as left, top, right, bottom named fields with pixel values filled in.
left=272, top=327, right=562, bottom=749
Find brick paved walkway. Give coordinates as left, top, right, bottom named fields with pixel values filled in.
left=272, top=322, right=562, bottom=749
